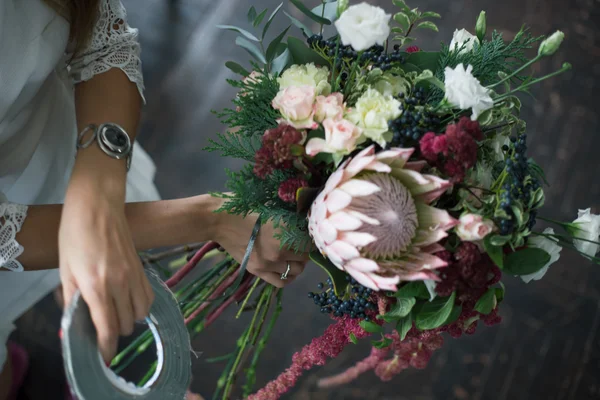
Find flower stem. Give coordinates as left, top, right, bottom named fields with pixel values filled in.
left=236, top=277, right=262, bottom=319
left=110, top=330, right=153, bottom=368
left=495, top=63, right=572, bottom=102
left=184, top=266, right=240, bottom=324
left=488, top=55, right=541, bottom=89
left=166, top=241, right=220, bottom=288
left=138, top=360, right=157, bottom=387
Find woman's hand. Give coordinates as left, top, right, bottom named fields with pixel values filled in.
left=215, top=211, right=309, bottom=287
left=58, top=180, right=154, bottom=364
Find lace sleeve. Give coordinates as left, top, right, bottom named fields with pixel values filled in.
left=68, top=0, right=145, bottom=103
left=0, top=194, right=28, bottom=272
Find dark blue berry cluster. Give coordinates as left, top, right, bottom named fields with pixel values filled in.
left=308, top=276, right=377, bottom=320
left=359, top=44, right=405, bottom=71
left=498, top=133, right=540, bottom=235
left=388, top=87, right=440, bottom=148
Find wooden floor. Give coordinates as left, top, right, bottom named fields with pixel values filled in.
left=10, top=0, right=600, bottom=399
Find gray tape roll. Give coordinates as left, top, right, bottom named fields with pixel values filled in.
left=61, top=269, right=191, bottom=399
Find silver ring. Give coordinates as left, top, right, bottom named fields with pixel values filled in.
left=280, top=262, right=291, bottom=280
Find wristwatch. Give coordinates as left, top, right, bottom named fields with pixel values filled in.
left=76, top=123, right=133, bottom=171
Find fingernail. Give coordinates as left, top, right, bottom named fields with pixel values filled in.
left=58, top=328, right=63, bottom=340
left=105, top=361, right=111, bottom=367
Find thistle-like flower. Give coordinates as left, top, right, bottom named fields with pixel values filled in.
left=308, top=145, right=457, bottom=291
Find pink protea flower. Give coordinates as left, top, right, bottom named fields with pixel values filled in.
left=308, top=145, right=457, bottom=291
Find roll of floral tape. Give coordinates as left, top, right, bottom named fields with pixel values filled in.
left=61, top=269, right=191, bottom=399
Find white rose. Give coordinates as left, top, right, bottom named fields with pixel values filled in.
left=449, top=28, right=480, bottom=54
left=372, top=72, right=410, bottom=98
left=334, top=3, right=391, bottom=51
left=572, top=208, right=600, bottom=257
left=278, top=63, right=331, bottom=96
left=346, top=87, right=402, bottom=147
left=521, top=228, right=562, bottom=283
left=456, top=214, right=495, bottom=241
left=444, top=63, right=494, bottom=121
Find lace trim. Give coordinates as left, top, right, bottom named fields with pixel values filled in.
left=68, top=0, right=146, bottom=103
left=0, top=202, right=28, bottom=272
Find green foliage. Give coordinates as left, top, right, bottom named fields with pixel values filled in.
left=391, top=0, right=441, bottom=47
left=214, top=72, right=280, bottom=137
left=310, top=252, right=349, bottom=296
left=205, top=132, right=261, bottom=162
left=504, top=247, right=551, bottom=275
left=415, top=292, right=456, bottom=330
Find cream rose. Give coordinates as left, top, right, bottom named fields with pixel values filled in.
left=456, top=214, right=495, bottom=241
left=272, top=85, right=318, bottom=130
left=277, top=63, right=331, bottom=96
left=305, top=118, right=361, bottom=159
left=346, top=87, right=402, bottom=147
left=572, top=208, right=600, bottom=257
left=444, top=63, right=494, bottom=121
left=334, top=3, right=391, bottom=51
left=449, top=28, right=480, bottom=54
left=521, top=228, right=562, bottom=283
left=314, top=93, right=345, bottom=123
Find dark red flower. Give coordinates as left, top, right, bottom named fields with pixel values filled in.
left=278, top=177, right=309, bottom=203
left=254, top=124, right=306, bottom=179
left=406, top=45, right=420, bottom=53
left=419, top=132, right=437, bottom=162
left=253, top=147, right=274, bottom=179
left=456, top=116, right=484, bottom=141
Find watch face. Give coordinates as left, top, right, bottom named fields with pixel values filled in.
left=105, top=127, right=128, bottom=147
left=99, top=124, right=131, bottom=155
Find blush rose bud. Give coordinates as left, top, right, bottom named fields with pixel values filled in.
left=475, top=11, right=487, bottom=41
left=538, top=30, right=565, bottom=57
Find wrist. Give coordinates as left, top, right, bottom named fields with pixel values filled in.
left=69, top=145, right=127, bottom=202
left=194, top=194, right=227, bottom=242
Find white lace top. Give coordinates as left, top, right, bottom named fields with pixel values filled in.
left=0, top=0, right=146, bottom=272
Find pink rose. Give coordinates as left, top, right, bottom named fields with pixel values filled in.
left=314, top=93, right=345, bottom=122
left=305, top=118, right=361, bottom=157
left=272, top=85, right=318, bottom=130
left=456, top=214, right=495, bottom=241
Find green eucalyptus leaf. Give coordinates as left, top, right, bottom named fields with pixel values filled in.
left=415, top=292, right=456, bottom=330
left=247, top=6, right=257, bottom=23
left=225, top=61, right=250, bottom=77
left=349, top=332, right=358, bottom=344
left=394, top=12, right=411, bottom=31
left=474, top=288, right=496, bottom=315
left=271, top=48, right=291, bottom=75
left=235, top=36, right=267, bottom=64
left=395, top=281, right=430, bottom=299
left=266, top=26, right=290, bottom=62
left=253, top=8, right=269, bottom=27
left=385, top=297, right=416, bottom=319
left=421, top=11, right=441, bottom=19
left=484, top=235, right=504, bottom=269
left=310, top=251, right=349, bottom=295
left=396, top=314, right=413, bottom=340
left=284, top=11, right=314, bottom=38
left=504, top=248, right=551, bottom=276
left=217, top=25, right=260, bottom=42
left=360, top=320, right=384, bottom=334
left=287, top=37, right=328, bottom=66
left=311, top=1, right=339, bottom=23
left=262, top=3, right=284, bottom=39
left=417, top=21, right=438, bottom=32
left=290, top=0, right=332, bottom=25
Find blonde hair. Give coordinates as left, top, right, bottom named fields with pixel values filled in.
left=43, top=0, right=100, bottom=56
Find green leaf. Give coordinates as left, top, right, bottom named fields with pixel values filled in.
left=392, top=0, right=411, bottom=12
left=396, top=314, right=412, bottom=340
left=262, top=3, right=284, bottom=39
left=421, top=11, right=441, bottom=19
left=445, top=304, right=463, bottom=325
left=490, top=234, right=511, bottom=246
left=385, top=297, right=416, bottom=319
left=235, top=37, right=267, bottom=64
left=474, top=288, right=496, bottom=315
left=253, top=8, right=269, bottom=27
left=337, top=0, right=349, bottom=18
left=287, top=37, right=328, bottom=66
left=394, top=12, right=411, bottom=31
left=372, top=337, right=393, bottom=349
left=403, top=51, right=440, bottom=73
left=394, top=281, right=430, bottom=299
left=310, top=251, right=349, bottom=296
left=266, top=26, right=290, bottom=62
left=512, top=204, right=524, bottom=226
left=417, top=21, right=438, bottom=32
left=284, top=11, right=314, bottom=38
left=349, top=332, right=358, bottom=344
left=271, top=48, right=291, bottom=75
left=247, top=7, right=257, bottom=23
left=360, top=320, right=384, bottom=334
left=290, top=0, right=331, bottom=25
left=224, top=61, right=250, bottom=77
left=217, top=25, right=260, bottom=42
left=415, top=292, right=456, bottom=330
left=495, top=282, right=505, bottom=303
left=504, top=248, right=551, bottom=276
left=484, top=236, right=504, bottom=269
left=311, top=1, right=339, bottom=23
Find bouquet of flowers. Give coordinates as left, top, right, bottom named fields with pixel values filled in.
left=110, top=1, right=600, bottom=399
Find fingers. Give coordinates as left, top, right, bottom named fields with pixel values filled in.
left=129, top=258, right=154, bottom=321
left=79, top=281, right=119, bottom=364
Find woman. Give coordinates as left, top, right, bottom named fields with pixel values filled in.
left=0, top=1, right=307, bottom=398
